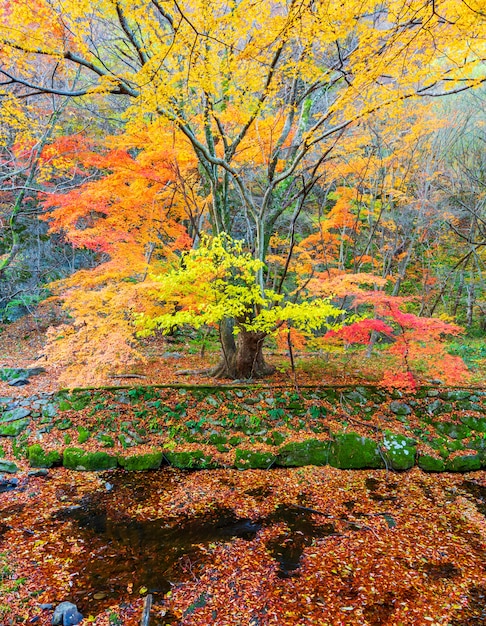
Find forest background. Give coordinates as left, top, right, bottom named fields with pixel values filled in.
left=0, top=0, right=485, bottom=389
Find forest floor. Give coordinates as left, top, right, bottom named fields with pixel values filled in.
left=0, top=308, right=485, bottom=626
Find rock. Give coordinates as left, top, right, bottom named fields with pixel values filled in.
left=417, top=454, right=446, bottom=472
left=28, top=445, right=62, bottom=468
left=0, top=475, right=19, bottom=492
left=382, top=432, right=417, bottom=470
left=460, top=416, right=486, bottom=433
left=0, top=418, right=30, bottom=436
left=164, top=450, right=218, bottom=469
left=162, top=351, right=184, bottom=359
left=389, top=401, right=412, bottom=416
left=8, top=377, right=30, bottom=386
left=277, top=439, right=329, bottom=467
left=26, top=367, right=47, bottom=377
left=0, top=407, right=31, bottom=423
left=118, top=451, right=164, bottom=471
left=439, top=390, right=471, bottom=401
left=234, top=449, right=276, bottom=469
left=51, top=601, right=83, bottom=626
left=433, top=421, right=470, bottom=439
left=328, top=433, right=384, bottom=469
left=28, top=469, right=49, bottom=477
left=0, top=459, right=19, bottom=473
left=445, top=455, right=481, bottom=472
left=63, top=448, right=118, bottom=471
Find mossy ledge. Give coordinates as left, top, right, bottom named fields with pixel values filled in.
left=7, top=384, right=486, bottom=473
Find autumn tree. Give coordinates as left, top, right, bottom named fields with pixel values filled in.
left=2, top=0, right=485, bottom=378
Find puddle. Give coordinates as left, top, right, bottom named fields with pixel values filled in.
left=46, top=473, right=345, bottom=613
left=55, top=499, right=261, bottom=614
left=365, top=477, right=399, bottom=502
left=461, top=480, right=486, bottom=516
left=266, top=504, right=336, bottom=578
left=452, top=585, right=486, bottom=625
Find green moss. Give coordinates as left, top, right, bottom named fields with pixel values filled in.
left=77, top=426, right=90, bottom=444
left=27, top=444, right=61, bottom=468
left=97, top=434, right=115, bottom=448
left=164, top=450, right=218, bottom=469
left=208, top=433, right=227, bottom=445
left=417, top=454, right=446, bottom=472
left=0, top=419, right=30, bottom=437
left=433, top=421, right=470, bottom=440
left=234, top=449, right=276, bottom=469
left=277, top=439, right=329, bottom=467
left=63, top=447, right=118, bottom=471
left=460, top=416, right=486, bottom=433
left=118, top=451, right=163, bottom=471
left=382, top=432, right=416, bottom=470
left=328, top=433, right=384, bottom=470
left=55, top=418, right=72, bottom=431
left=445, top=455, right=481, bottom=472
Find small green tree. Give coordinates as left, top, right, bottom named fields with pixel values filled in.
left=137, top=234, right=347, bottom=378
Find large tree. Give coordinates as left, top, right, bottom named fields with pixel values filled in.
left=1, top=0, right=485, bottom=378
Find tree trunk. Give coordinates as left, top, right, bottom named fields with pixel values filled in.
left=211, top=324, right=275, bottom=379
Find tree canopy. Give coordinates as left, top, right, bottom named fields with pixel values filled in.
left=1, top=0, right=485, bottom=384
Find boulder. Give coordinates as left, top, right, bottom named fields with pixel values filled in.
left=417, top=454, right=446, bottom=472
left=433, top=421, right=470, bottom=440
left=164, top=450, right=217, bottom=469
left=445, top=455, right=481, bottom=472
left=277, top=439, right=329, bottom=467
left=382, top=432, right=417, bottom=470
left=28, top=444, right=62, bottom=468
left=51, top=601, right=83, bottom=626
left=328, top=433, right=384, bottom=469
left=7, top=378, right=30, bottom=386
left=0, top=407, right=31, bottom=423
left=234, top=449, right=276, bottom=469
left=0, top=460, right=19, bottom=473
left=0, top=418, right=30, bottom=436
left=63, top=447, right=118, bottom=471
left=118, top=451, right=163, bottom=471
left=389, top=401, right=412, bottom=416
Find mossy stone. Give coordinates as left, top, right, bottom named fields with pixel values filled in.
left=440, top=390, right=470, bottom=401
left=1, top=407, right=31, bottom=422
left=433, top=421, right=470, bottom=439
left=0, top=418, right=30, bottom=436
left=460, top=416, right=486, bottom=433
left=417, top=454, right=446, bottom=472
left=328, top=433, right=384, bottom=469
left=277, top=439, right=329, bottom=467
left=234, top=449, right=276, bottom=469
left=164, top=450, right=218, bottom=469
left=77, top=426, right=90, bottom=444
left=97, top=434, right=115, bottom=448
left=382, top=432, right=416, bottom=470
left=389, top=401, right=412, bottom=416
left=118, top=451, right=163, bottom=471
left=55, top=418, right=72, bottom=431
left=445, top=455, right=481, bottom=472
left=208, top=433, right=227, bottom=445
left=0, top=459, right=18, bottom=473
left=63, top=447, right=118, bottom=471
left=27, top=444, right=62, bottom=468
